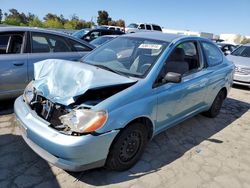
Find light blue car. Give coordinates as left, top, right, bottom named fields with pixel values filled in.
left=0, top=27, right=94, bottom=100
left=14, top=32, right=234, bottom=172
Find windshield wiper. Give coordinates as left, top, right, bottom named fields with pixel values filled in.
left=94, top=64, right=130, bottom=78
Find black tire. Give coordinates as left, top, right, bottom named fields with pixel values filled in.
left=203, top=90, right=226, bottom=118
left=105, top=122, right=149, bottom=171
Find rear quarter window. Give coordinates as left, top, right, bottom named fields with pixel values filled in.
left=201, top=42, right=223, bottom=66
left=152, top=25, right=162, bottom=31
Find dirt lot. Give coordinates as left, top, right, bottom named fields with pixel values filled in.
left=0, top=86, right=250, bottom=188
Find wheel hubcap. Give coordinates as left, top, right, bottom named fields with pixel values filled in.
left=119, top=131, right=141, bottom=162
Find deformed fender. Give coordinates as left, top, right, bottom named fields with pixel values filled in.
left=95, top=94, right=157, bottom=135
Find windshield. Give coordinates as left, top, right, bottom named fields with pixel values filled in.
left=82, top=37, right=168, bottom=78
left=231, top=46, right=250, bottom=58
left=72, top=29, right=89, bottom=39
left=127, top=23, right=138, bottom=28
left=90, top=36, right=115, bottom=47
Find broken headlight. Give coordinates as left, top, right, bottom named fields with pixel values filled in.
left=23, top=82, right=34, bottom=104
left=59, top=109, right=107, bottom=133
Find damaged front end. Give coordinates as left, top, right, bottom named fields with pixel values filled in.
left=23, top=59, right=136, bottom=136
left=23, top=82, right=132, bottom=136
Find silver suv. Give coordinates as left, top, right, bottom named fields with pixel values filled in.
left=125, top=23, right=162, bottom=33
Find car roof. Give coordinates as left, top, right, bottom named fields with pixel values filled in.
left=0, top=26, right=67, bottom=35
left=0, top=26, right=95, bottom=49
left=242, top=43, right=250, bottom=47
left=123, top=32, right=201, bottom=43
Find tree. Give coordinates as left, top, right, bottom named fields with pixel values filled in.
left=115, top=19, right=125, bottom=27
left=3, top=9, right=28, bottom=26
left=241, top=37, right=250, bottom=44
left=44, top=19, right=63, bottom=28
left=97, top=10, right=111, bottom=25
left=107, top=20, right=116, bottom=26
left=29, top=16, right=43, bottom=27
left=0, top=9, right=3, bottom=24
left=43, top=13, right=60, bottom=21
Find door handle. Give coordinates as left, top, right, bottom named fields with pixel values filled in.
left=13, top=63, right=24, bottom=66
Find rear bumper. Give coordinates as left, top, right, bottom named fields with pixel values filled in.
left=14, top=96, right=119, bottom=171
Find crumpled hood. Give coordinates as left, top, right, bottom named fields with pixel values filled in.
left=227, top=55, right=250, bottom=67
left=33, top=59, right=136, bottom=106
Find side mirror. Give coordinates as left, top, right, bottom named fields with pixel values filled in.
left=162, top=72, right=182, bottom=83
left=224, top=50, right=231, bottom=56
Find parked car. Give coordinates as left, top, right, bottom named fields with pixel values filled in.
left=98, top=25, right=124, bottom=32
left=72, top=28, right=124, bottom=42
left=15, top=32, right=234, bottom=172
left=71, top=28, right=90, bottom=39
left=125, top=23, right=162, bottom=33
left=217, top=42, right=237, bottom=55
left=89, top=35, right=118, bottom=47
left=0, top=27, right=94, bottom=100
left=227, top=43, right=250, bottom=87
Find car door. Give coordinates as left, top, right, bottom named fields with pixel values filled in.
left=154, top=40, right=209, bottom=133
left=0, top=31, right=28, bottom=98
left=27, top=32, right=91, bottom=81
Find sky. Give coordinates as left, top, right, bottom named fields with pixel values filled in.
left=1, top=0, right=250, bottom=35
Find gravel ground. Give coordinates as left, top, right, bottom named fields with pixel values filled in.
left=0, top=86, right=250, bottom=188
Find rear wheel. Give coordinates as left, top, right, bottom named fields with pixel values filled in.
left=203, top=90, right=226, bottom=118
left=105, top=122, right=149, bottom=171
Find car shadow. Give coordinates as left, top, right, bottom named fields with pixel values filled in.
left=0, top=99, right=15, bottom=115
left=69, top=97, right=250, bottom=186
left=233, top=84, right=250, bottom=91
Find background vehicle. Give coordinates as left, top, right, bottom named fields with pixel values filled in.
left=217, top=42, right=237, bottom=55
left=125, top=23, right=162, bottom=33
left=227, top=43, right=250, bottom=87
left=70, top=28, right=90, bottom=39
left=0, top=27, right=94, bottom=100
left=72, top=28, right=124, bottom=42
left=15, top=32, right=234, bottom=172
left=89, top=35, right=118, bottom=47
left=98, top=25, right=124, bottom=32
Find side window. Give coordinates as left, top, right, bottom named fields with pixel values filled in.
left=32, top=33, right=71, bottom=53
left=152, top=25, right=162, bottom=31
left=146, top=25, right=151, bottom=30
left=155, top=41, right=200, bottom=86
left=89, top=31, right=100, bottom=40
left=32, top=35, right=50, bottom=53
left=0, top=34, right=11, bottom=54
left=201, top=42, right=223, bottom=66
left=139, top=24, right=145, bottom=30
left=0, top=33, right=24, bottom=54
left=179, top=42, right=197, bottom=56
left=68, top=39, right=92, bottom=52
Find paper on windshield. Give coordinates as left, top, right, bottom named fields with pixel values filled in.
left=138, top=44, right=162, bottom=50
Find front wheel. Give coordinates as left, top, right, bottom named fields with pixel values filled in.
left=105, top=122, right=149, bottom=171
left=203, top=90, right=226, bottom=118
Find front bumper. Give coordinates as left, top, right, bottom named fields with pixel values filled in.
left=233, top=73, right=250, bottom=86
left=14, top=96, right=119, bottom=171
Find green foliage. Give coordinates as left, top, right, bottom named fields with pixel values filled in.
left=0, top=9, right=3, bottom=23
left=241, top=37, right=250, bottom=44
left=44, top=19, right=64, bottom=29
left=4, top=17, right=22, bottom=26
left=1, top=9, right=124, bottom=30
left=29, top=17, right=44, bottom=27
left=97, top=10, right=111, bottom=25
